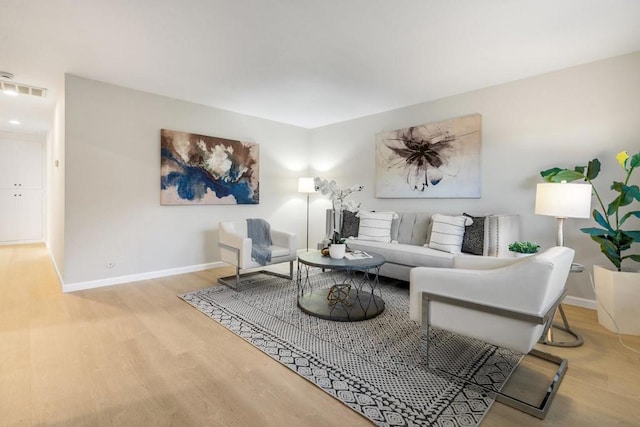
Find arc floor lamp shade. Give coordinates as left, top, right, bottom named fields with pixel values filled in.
left=298, top=177, right=316, bottom=193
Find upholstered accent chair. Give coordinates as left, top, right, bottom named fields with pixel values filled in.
left=409, top=246, right=575, bottom=419
left=218, top=220, right=297, bottom=288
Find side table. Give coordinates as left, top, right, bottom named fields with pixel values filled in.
left=540, top=262, right=584, bottom=347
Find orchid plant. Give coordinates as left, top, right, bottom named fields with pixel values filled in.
left=314, top=177, right=364, bottom=244
left=540, top=150, right=640, bottom=271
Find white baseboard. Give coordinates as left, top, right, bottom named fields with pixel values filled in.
left=46, top=248, right=65, bottom=291
left=563, top=295, right=597, bottom=310
left=62, top=261, right=225, bottom=293
left=55, top=255, right=601, bottom=311
left=0, top=239, right=44, bottom=246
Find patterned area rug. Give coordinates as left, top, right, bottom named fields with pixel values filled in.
left=179, top=272, right=521, bottom=427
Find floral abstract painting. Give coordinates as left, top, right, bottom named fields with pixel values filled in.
left=161, top=129, right=259, bottom=205
left=375, top=114, right=481, bottom=198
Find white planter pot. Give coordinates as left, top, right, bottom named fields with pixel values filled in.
left=511, top=252, right=536, bottom=258
left=594, top=264, right=640, bottom=336
left=329, top=244, right=346, bottom=259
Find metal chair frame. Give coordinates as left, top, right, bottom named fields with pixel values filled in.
left=217, top=243, right=294, bottom=289
left=420, top=289, right=568, bottom=419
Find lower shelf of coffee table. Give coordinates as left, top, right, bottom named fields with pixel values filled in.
left=297, top=286, right=385, bottom=322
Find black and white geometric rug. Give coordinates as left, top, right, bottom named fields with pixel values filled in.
left=179, top=272, right=521, bottom=427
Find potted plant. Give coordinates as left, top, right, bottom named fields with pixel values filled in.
left=314, top=177, right=363, bottom=259
left=508, top=241, right=540, bottom=257
left=328, top=231, right=347, bottom=259
left=541, top=150, right=639, bottom=334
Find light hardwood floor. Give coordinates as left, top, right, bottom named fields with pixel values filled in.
left=1, top=244, right=639, bottom=426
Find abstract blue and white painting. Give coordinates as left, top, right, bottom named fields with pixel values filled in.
left=375, top=114, right=481, bottom=198
left=161, top=129, right=259, bottom=205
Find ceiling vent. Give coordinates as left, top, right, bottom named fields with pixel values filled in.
left=1, top=80, right=47, bottom=98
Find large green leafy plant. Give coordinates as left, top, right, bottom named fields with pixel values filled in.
left=540, top=150, right=640, bottom=271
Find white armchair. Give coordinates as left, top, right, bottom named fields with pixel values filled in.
left=409, top=246, right=575, bottom=419
left=218, top=220, right=297, bottom=288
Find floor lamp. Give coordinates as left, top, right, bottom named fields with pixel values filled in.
left=535, top=181, right=592, bottom=347
left=298, top=177, right=316, bottom=251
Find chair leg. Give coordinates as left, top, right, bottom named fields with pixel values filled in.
left=217, top=261, right=295, bottom=289
left=217, top=265, right=242, bottom=289
left=259, top=260, right=294, bottom=281
left=420, top=293, right=568, bottom=419
left=422, top=327, right=567, bottom=418
left=217, top=243, right=242, bottom=289
left=493, top=349, right=568, bottom=419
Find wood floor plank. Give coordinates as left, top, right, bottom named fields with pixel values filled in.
left=1, top=244, right=640, bottom=426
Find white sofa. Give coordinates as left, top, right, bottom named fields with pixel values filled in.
left=340, top=211, right=520, bottom=282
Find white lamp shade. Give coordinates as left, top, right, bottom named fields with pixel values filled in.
left=298, top=177, right=316, bottom=193
left=535, top=182, right=592, bottom=218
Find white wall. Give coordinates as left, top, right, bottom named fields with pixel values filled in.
left=61, top=52, right=640, bottom=299
left=64, top=75, right=310, bottom=287
left=309, top=51, right=640, bottom=301
left=46, top=77, right=65, bottom=282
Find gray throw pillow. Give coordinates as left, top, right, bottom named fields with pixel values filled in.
left=462, top=213, right=486, bottom=255
left=341, top=210, right=360, bottom=238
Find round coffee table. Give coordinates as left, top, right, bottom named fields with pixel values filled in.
left=296, top=250, right=386, bottom=321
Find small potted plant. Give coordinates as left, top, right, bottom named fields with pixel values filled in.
left=508, top=241, right=540, bottom=257
left=328, top=231, right=347, bottom=259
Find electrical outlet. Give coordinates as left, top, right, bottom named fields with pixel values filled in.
left=106, top=261, right=115, bottom=268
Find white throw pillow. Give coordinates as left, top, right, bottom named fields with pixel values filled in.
left=356, top=211, right=398, bottom=243
left=427, top=214, right=473, bottom=254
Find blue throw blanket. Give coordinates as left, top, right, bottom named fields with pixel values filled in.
left=247, top=218, right=272, bottom=266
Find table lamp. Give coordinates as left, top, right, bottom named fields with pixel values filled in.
left=535, top=182, right=592, bottom=246
left=298, top=177, right=316, bottom=251
left=535, top=181, right=592, bottom=348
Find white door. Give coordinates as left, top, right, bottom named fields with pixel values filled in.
left=0, top=138, right=44, bottom=242
left=18, top=140, right=43, bottom=189
left=18, top=189, right=43, bottom=241
left=0, top=189, right=19, bottom=241
left=0, top=140, right=18, bottom=189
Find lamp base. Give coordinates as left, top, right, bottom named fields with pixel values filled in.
left=555, top=217, right=566, bottom=247
left=542, top=217, right=583, bottom=346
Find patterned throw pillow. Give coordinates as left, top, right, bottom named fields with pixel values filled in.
left=340, top=210, right=360, bottom=238
left=356, top=211, right=398, bottom=243
left=427, top=214, right=473, bottom=254
left=462, top=213, right=486, bottom=255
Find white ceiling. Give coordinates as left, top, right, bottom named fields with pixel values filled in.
left=1, top=0, right=640, bottom=135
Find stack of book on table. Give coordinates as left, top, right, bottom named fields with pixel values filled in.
left=344, top=250, right=373, bottom=260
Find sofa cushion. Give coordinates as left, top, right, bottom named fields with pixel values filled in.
left=462, top=213, right=487, bottom=256
left=270, top=245, right=292, bottom=258
left=341, top=210, right=360, bottom=238
left=486, top=214, right=521, bottom=257
left=355, top=210, right=397, bottom=242
left=395, top=212, right=432, bottom=245
left=346, top=238, right=457, bottom=268
left=427, top=214, right=472, bottom=254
